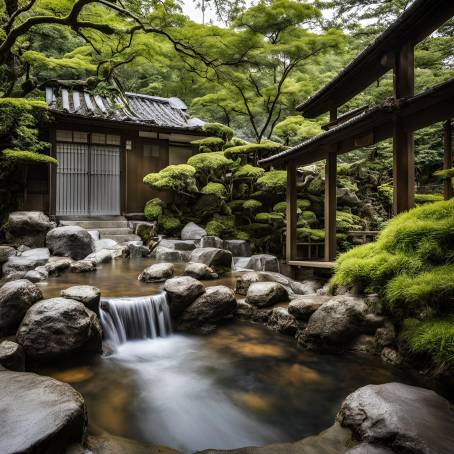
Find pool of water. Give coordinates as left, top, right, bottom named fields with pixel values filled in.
left=34, top=257, right=424, bottom=453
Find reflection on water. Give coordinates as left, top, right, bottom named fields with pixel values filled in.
left=38, top=257, right=241, bottom=298
left=37, top=322, right=421, bottom=453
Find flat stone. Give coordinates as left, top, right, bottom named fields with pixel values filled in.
left=0, top=279, right=42, bottom=336
left=45, top=256, right=73, bottom=274
left=0, top=341, right=25, bottom=371
left=61, top=285, right=101, bottom=315
left=153, top=246, right=188, bottom=262
left=181, top=222, right=207, bottom=240
left=184, top=262, right=218, bottom=280
left=4, top=211, right=54, bottom=248
left=189, top=247, right=232, bottom=273
left=164, top=276, right=205, bottom=317
left=200, top=236, right=223, bottom=249
left=159, top=239, right=197, bottom=251
left=70, top=260, right=96, bottom=273
left=2, top=254, right=48, bottom=276
left=245, top=254, right=279, bottom=272
left=20, top=247, right=50, bottom=261
left=46, top=225, right=95, bottom=260
left=139, top=263, right=174, bottom=282
left=128, top=242, right=150, bottom=258
left=85, top=249, right=112, bottom=264
left=288, top=295, right=330, bottom=321
left=338, top=382, right=454, bottom=454
left=245, top=282, right=289, bottom=307
left=0, top=369, right=86, bottom=453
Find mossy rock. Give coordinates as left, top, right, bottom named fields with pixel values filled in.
left=336, top=211, right=364, bottom=232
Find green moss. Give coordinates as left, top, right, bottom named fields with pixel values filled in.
left=201, top=182, right=227, bottom=198
left=224, top=141, right=286, bottom=159
left=273, top=201, right=287, bottom=213
left=158, top=214, right=181, bottom=234
left=255, top=212, right=284, bottom=224
left=143, top=164, right=198, bottom=193
left=242, top=199, right=262, bottom=211
left=297, top=199, right=311, bottom=210
left=0, top=98, right=48, bottom=110
left=297, top=228, right=325, bottom=241
left=144, top=199, right=163, bottom=221
left=415, top=193, right=444, bottom=205
left=336, top=211, right=364, bottom=231
left=205, top=220, right=224, bottom=237
left=301, top=210, right=317, bottom=223
left=225, top=137, right=248, bottom=149
left=234, top=230, right=250, bottom=240
left=400, top=318, right=454, bottom=370
left=191, top=136, right=225, bottom=152
left=187, top=152, right=234, bottom=173
left=256, top=170, right=287, bottom=194
left=378, top=183, right=393, bottom=205
left=434, top=167, right=454, bottom=179
left=227, top=200, right=246, bottom=212
left=385, top=265, right=454, bottom=316
left=233, top=164, right=265, bottom=180
left=202, top=122, right=234, bottom=141
left=2, top=149, right=57, bottom=165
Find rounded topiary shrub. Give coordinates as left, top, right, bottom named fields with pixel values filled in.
left=144, top=199, right=164, bottom=221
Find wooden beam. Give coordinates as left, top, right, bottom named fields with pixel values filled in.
left=286, top=161, right=297, bottom=263
left=393, top=44, right=415, bottom=214
left=324, top=151, right=337, bottom=261
left=444, top=120, right=453, bottom=200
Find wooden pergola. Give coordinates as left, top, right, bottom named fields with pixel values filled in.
left=259, top=0, right=454, bottom=269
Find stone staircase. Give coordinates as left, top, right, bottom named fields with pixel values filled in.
left=59, top=216, right=141, bottom=243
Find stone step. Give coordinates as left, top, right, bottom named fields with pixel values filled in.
left=103, top=234, right=141, bottom=243
left=60, top=220, right=129, bottom=229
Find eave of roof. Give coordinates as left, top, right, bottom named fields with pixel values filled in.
left=297, top=0, right=454, bottom=118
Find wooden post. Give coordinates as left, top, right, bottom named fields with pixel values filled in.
left=393, top=43, right=415, bottom=214
left=444, top=120, right=453, bottom=200
left=286, top=161, right=297, bottom=263
left=324, top=151, right=337, bottom=261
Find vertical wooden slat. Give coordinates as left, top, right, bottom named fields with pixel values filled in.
left=286, top=161, right=297, bottom=263
left=393, top=43, right=415, bottom=214
left=324, top=151, right=337, bottom=261
left=444, top=120, right=453, bottom=200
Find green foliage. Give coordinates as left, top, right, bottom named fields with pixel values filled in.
left=1, top=149, right=57, bottom=165
left=297, top=228, right=325, bottom=241
left=202, top=123, right=234, bottom=141
left=242, top=199, right=262, bottom=212
left=255, top=212, right=284, bottom=224
left=191, top=137, right=225, bottom=152
left=256, top=170, right=287, bottom=194
left=336, top=211, right=364, bottom=231
left=224, top=142, right=286, bottom=160
left=400, top=318, right=454, bottom=371
left=415, top=193, right=444, bottom=205
left=143, top=165, right=198, bottom=194
left=274, top=115, right=323, bottom=145
left=201, top=182, right=227, bottom=198
left=205, top=220, right=224, bottom=237
left=434, top=168, right=454, bottom=179
left=158, top=214, right=181, bottom=234
left=187, top=152, right=235, bottom=174
left=233, top=164, right=265, bottom=180
left=144, top=199, right=163, bottom=221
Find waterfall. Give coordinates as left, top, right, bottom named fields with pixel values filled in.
left=100, top=293, right=172, bottom=347
left=232, top=257, right=251, bottom=271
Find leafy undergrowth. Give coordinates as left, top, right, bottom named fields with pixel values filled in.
left=330, top=199, right=454, bottom=373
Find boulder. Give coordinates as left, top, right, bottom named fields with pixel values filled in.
left=338, top=382, right=454, bottom=454
left=46, top=226, right=95, bottom=260
left=0, top=370, right=86, bottom=453
left=45, top=256, right=73, bottom=274
left=128, top=241, right=150, bottom=258
left=235, top=271, right=261, bottom=295
left=4, top=211, right=54, bottom=248
left=70, top=260, right=96, bottom=273
left=181, top=222, right=207, bottom=240
left=346, top=444, right=395, bottom=454
left=200, top=236, right=224, bottom=249
left=288, top=295, right=330, bottom=321
left=236, top=300, right=272, bottom=324
left=139, top=263, right=174, bottom=283
left=0, top=341, right=25, bottom=371
left=85, top=249, right=112, bottom=264
left=245, top=254, right=279, bottom=272
left=380, top=347, right=402, bottom=366
left=290, top=279, right=323, bottom=295
left=24, top=269, right=48, bottom=282
left=133, top=221, right=158, bottom=243
left=153, top=246, right=189, bottom=262
left=337, top=187, right=360, bottom=206
left=184, top=262, right=218, bottom=280
left=350, top=335, right=377, bottom=355
left=95, top=238, right=118, bottom=251
left=300, top=295, right=369, bottom=350
left=2, top=254, right=48, bottom=277
left=189, top=247, right=232, bottom=273
left=178, top=286, right=237, bottom=330
left=0, top=279, right=42, bottom=336
left=4, top=271, right=26, bottom=282
left=0, top=245, right=15, bottom=264
left=375, top=322, right=396, bottom=349
left=16, top=297, right=102, bottom=361
left=268, top=307, right=300, bottom=335
left=159, top=239, right=197, bottom=251
left=224, top=239, right=252, bottom=257
left=245, top=282, right=289, bottom=307
left=61, top=286, right=101, bottom=315
left=164, top=276, right=205, bottom=317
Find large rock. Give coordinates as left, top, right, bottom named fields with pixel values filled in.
left=178, top=286, right=237, bottom=330
left=21, top=247, right=50, bottom=261
left=70, top=260, right=96, bottom=273
left=85, top=249, right=112, bottom=264
left=245, top=254, right=279, bottom=272
left=0, top=340, right=25, bottom=371
left=184, top=262, right=218, bottom=280
left=224, top=240, right=252, bottom=257
left=236, top=300, right=272, bottom=324
left=300, top=295, right=369, bottom=350
left=0, top=370, right=86, bottom=453
left=268, top=307, right=300, bottom=335
left=245, top=282, right=289, bottom=308
left=16, top=297, right=102, bottom=361
left=189, top=247, right=232, bottom=273
left=153, top=246, right=190, bottom=262
left=2, top=252, right=49, bottom=277
left=164, top=276, right=205, bottom=317
left=0, top=245, right=15, bottom=264
left=47, top=226, right=95, bottom=260
left=4, top=211, right=54, bottom=248
left=181, top=222, right=207, bottom=240
left=139, top=263, right=174, bottom=283
left=0, top=279, right=42, bottom=336
left=61, top=285, right=101, bottom=315
left=128, top=241, right=150, bottom=258
left=159, top=239, right=197, bottom=251
left=338, top=383, right=454, bottom=454
left=44, top=256, right=73, bottom=274
left=235, top=271, right=262, bottom=295
left=288, top=295, right=330, bottom=321
left=200, top=236, right=224, bottom=249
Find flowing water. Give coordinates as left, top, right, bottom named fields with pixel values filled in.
left=35, top=257, right=425, bottom=453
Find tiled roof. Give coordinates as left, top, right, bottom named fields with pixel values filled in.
left=45, top=86, right=204, bottom=130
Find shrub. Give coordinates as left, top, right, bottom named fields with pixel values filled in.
left=297, top=199, right=311, bottom=210
left=301, top=210, right=317, bottom=223
left=158, top=214, right=181, bottom=234
left=273, top=201, right=287, bottom=213
left=385, top=265, right=454, bottom=316
left=191, top=136, right=225, bottom=152
left=203, top=122, right=234, bottom=141
left=336, top=211, right=364, bottom=231
left=201, top=182, right=227, bottom=198
left=144, top=199, right=163, bottom=221
left=256, top=170, right=287, bottom=194
left=233, top=164, right=265, bottom=180
left=415, top=193, right=444, bottom=205
left=225, top=137, right=248, bottom=149
left=224, top=141, right=285, bottom=160
left=187, top=152, right=235, bottom=174
left=255, top=212, right=284, bottom=224
left=143, top=164, right=198, bottom=194
left=400, top=318, right=454, bottom=371
left=1, top=149, right=57, bottom=165
left=242, top=199, right=262, bottom=212
left=297, top=227, right=325, bottom=241
left=205, top=220, right=224, bottom=237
